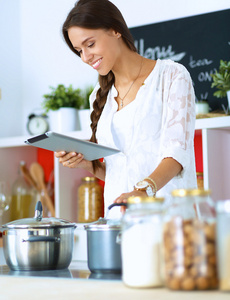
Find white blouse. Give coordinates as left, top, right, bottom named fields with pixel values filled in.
left=90, top=59, right=197, bottom=219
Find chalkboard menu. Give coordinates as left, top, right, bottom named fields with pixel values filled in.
left=130, top=9, right=230, bottom=112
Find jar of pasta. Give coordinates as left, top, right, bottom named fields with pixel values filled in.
left=121, top=196, right=164, bottom=288
left=163, top=189, right=218, bottom=291
left=77, top=177, right=103, bottom=223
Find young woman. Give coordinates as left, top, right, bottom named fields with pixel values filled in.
left=56, top=0, right=197, bottom=218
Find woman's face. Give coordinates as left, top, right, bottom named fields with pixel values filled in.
left=68, top=27, right=122, bottom=76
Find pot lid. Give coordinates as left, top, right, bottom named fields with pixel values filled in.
left=84, top=217, right=121, bottom=230
left=2, top=201, right=76, bottom=229
left=84, top=203, right=126, bottom=230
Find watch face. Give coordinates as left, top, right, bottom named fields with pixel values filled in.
left=135, top=180, right=149, bottom=189
left=27, top=116, right=49, bottom=135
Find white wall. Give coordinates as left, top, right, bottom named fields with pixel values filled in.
left=0, top=0, right=229, bottom=138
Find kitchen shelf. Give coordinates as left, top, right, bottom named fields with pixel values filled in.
left=0, top=116, right=230, bottom=223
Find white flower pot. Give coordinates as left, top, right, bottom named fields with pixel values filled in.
left=48, top=108, right=80, bottom=133
left=78, top=109, right=91, bottom=133
left=227, top=90, right=230, bottom=110
left=195, top=102, right=209, bottom=115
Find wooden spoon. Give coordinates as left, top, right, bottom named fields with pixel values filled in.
left=20, top=163, right=38, bottom=190
left=30, top=162, right=55, bottom=217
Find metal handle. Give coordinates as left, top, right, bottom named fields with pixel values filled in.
left=22, top=236, right=60, bottom=243
left=116, top=231, right=122, bottom=244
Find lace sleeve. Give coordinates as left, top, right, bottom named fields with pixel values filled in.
left=159, top=63, right=196, bottom=173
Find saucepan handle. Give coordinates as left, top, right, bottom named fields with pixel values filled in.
left=108, top=203, right=127, bottom=210
left=22, top=236, right=60, bottom=243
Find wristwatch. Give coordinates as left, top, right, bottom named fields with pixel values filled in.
left=134, top=180, right=155, bottom=197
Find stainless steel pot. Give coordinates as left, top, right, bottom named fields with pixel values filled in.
left=2, top=201, right=76, bottom=271
left=84, top=203, right=126, bottom=274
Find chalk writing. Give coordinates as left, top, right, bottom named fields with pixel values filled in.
left=198, top=69, right=217, bottom=82
left=189, top=56, right=213, bottom=68
left=135, top=39, right=186, bottom=61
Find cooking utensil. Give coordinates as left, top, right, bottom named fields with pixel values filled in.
left=2, top=201, right=76, bottom=271
left=20, top=163, right=37, bottom=190
left=84, top=203, right=126, bottom=274
left=30, top=162, right=55, bottom=217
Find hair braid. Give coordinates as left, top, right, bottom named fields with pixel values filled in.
left=90, top=71, right=115, bottom=172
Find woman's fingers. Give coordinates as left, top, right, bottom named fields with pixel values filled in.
left=55, top=151, right=84, bottom=168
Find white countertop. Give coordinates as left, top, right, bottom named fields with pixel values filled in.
left=0, top=275, right=229, bottom=300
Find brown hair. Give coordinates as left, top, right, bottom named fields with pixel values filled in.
left=62, top=0, right=137, bottom=172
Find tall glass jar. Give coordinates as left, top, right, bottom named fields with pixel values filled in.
left=121, top=196, right=164, bottom=288
left=77, top=177, right=103, bottom=223
left=216, top=199, right=230, bottom=291
left=11, top=161, right=35, bottom=221
left=163, top=189, right=218, bottom=291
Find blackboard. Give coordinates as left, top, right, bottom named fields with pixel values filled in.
left=130, top=9, right=230, bottom=112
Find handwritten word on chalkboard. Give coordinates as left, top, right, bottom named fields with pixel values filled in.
left=130, top=9, right=230, bottom=111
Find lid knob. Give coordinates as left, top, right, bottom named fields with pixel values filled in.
left=34, top=200, right=43, bottom=221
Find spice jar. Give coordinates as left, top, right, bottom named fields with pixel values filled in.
left=163, top=189, right=218, bottom=291
left=216, top=199, right=230, bottom=291
left=121, top=196, right=164, bottom=288
left=77, top=177, right=103, bottom=223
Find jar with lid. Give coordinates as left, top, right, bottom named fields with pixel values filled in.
left=216, top=199, right=230, bottom=291
left=121, top=196, right=164, bottom=288
left=11, top=161, right=35, bottom=221
left=163, top=189, right=218, bottom=291
left=77, top=177, right=103, bottom=223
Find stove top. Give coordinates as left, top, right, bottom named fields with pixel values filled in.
left=0, top=262, right=122, bottom=281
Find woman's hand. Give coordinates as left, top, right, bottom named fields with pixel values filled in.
left=114, top=190, right=147, bottom=213
left=55, top=151, right=92, bottom=170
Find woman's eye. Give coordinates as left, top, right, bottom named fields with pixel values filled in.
left=88, top=42, right=95, bottom=48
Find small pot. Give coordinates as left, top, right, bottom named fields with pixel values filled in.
left=84, top=203, right=126, bottom=274
left=2, top=201, right=76, bottom=271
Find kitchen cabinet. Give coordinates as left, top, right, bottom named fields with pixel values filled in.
left=0, top=116, right=230, bottom=222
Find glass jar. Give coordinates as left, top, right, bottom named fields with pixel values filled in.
left=77, top=177, right=103, bottom=223
left=163, top=189, right=218, bottom=291
left=196, top=172, right=204, bottom=189
left=216, top=199, right=230, bottom=291
left=11, top=161, right=35, bottom=221
left=121, top=196, right=164, bottom=288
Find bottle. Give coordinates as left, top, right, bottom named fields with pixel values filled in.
left=11, top=161, right=34, bottom=221
left=163, top=189, right=218, bottom=291
left=77, top=177, right=103, bottom=223
left=121, top=196, right=164, bottom=288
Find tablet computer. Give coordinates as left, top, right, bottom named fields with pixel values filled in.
left=24, top=131, right=120, bottom=161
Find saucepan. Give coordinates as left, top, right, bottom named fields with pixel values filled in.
left=2, top=201, right=76, bottom=271
left=84, top=203, right=127, bottom=274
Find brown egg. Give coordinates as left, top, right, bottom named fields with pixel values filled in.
left=167, top=277, right=181, bottom=290
left=181, top=276, right=196, bottom=290
left=196, top=276, right=209, bottom=290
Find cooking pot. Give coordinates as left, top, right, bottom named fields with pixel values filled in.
left=2, top=201, right=76, bottom=271
left=84, top=203, right=126, bottom=274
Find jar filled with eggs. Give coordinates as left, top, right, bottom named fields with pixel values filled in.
left=163, top=189, right=218, bottom=291
left=77, top=177, right=103, bottom=223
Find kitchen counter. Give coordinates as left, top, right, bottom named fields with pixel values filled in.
left=0, top=239, right=229, bottom=299
left=0, top=275, right=229, bottom=300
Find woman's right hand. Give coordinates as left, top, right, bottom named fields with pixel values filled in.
left=55, top=151, right=91, bottom=170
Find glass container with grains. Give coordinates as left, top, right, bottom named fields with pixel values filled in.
left=163, top=189, right=218, bottom=291
left=77, top=177, right=103, bottom=223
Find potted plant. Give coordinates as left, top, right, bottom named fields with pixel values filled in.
left=42, top=84, right=84, bottom=133
left=211, top=60, right=230, bottom=112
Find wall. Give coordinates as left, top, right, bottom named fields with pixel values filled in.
left=0, top=0, right=229, bottom=137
